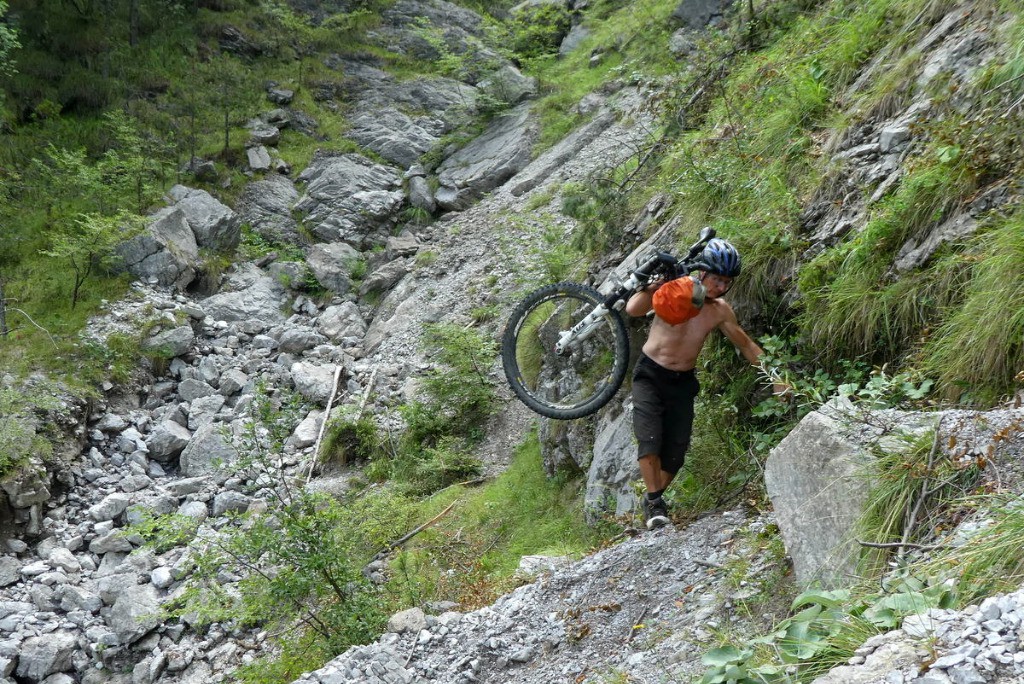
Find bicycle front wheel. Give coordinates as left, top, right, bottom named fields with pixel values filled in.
left=502, top=282, right=630, bottom=420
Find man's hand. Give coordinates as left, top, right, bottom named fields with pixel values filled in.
left=772, top=381, right=794, bottom=401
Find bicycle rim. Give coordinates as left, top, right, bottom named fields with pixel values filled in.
left=502, top=283, right=629, bottom=420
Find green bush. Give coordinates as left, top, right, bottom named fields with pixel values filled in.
left=507, top=4, right=572, bottom=60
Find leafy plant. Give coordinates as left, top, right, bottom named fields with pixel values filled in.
left=0, top=386, right=59, bottom=476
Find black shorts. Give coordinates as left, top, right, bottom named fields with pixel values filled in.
left=632, top=353, right=700, bottom=474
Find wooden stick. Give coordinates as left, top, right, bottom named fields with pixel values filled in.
left=377, top=500, right=458, bottom=558
left=306, top=365, right=342, bottom=483
left=626, top=606, right=648, bottom=643
left=357, top=367, right=379, bottom=420
left=857, top=539, right=949, bottom=551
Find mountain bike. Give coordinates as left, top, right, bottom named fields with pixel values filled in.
left=502, top=227, right=717, bottom=420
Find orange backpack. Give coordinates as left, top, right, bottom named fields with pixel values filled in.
left=652, top=276, right=706, bottom=325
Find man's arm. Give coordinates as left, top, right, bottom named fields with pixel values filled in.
left=719, top=309, right=763, bottom=366
left=625, top=283, right=657, bottom=317
left=719, top=305, right=790, bottom=396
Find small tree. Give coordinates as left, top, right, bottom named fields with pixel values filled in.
left=42, top=211, right=142, bottom=308
left=0, top=0, right=19, bottom=78
left=200, top=57, right=258, bottom=155
left=0, top=272, right=8, bottom=338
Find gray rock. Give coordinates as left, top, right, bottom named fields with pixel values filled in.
left=95, top=413, right=129, bottom=432
left=108, top=584, right=162, bottom=645
left=59, top=585, right=102, bottom=613
left=180, top=423, right=236, bottom=477
left=306, top=242, right=361, bottom=296
left=178, top=500, right=209, bottom=522
left=166, top=185, right=241, bottom=252
left=672, top=0, right=734, bottom=29
left=559, top=23, right=590, bottom=55
left=435, top=103, right=538, bottom=210
left=290, top=362, right=339, bottom=405
left=247, top=145, right=272, bottom=171
left=201, top=268, right=287, bottom=324
left=212, top=491, right=252, bottom=516
left=318, top=302, right=367, bottom=342
left=146, top=421, right=192, bottom=461
left=1, top=463, right=50, bottom=508
left=507, top=110, right=616, bottom=197
left=89, top=530, right=134, bottom=555
left=279, top=328, right=329, bottom=354
left=268, top=87, right=294, bottom=104
left=387, top=607, right=428, bottom=634
left=179, top=378, right=216, bottom=402
left=764, top=397, right=874, bottom=587
left=219, top=368, right=249, bottom=396
left=237, top=174, right=300, bottom=244
left=584, top=406, right=637, bottom=520
left=348, top=107, right=442, bottom=169
left=144, top=325, right=195, bottom=360
left=359, top=258, right=412, bottom=297
left=408, top=174, right=436, bottom=213
left=89, top=493, right=132, bottom=522
left=165, top=476, right=212, bottom=497
left=478, top=65, right=537, bottom=106
left=879, top=124, right=912, bottom=152
left=15, top=632, right=77, bottom=680
left=295, top=154, right=404, bottom=247
left=47, top=548, right=81, bottom=573
left=116, top=208, right=199, bottom=290
left=151, top=566, right=175, bottom=589
left=289, top=411, right=322, bottom=449
left=0, top=557, right=19, bottom=587
left=187, top=393, right=226, bottom=431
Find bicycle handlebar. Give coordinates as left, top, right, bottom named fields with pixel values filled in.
left=630, top=227, right=716, bottom=283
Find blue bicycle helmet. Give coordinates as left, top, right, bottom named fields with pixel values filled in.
left=701, top=238, right=741, bottom=277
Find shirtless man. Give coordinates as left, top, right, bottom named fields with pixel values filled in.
left=624, top=238, right=786, bottom=529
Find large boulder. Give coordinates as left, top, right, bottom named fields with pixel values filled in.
left=179, top=423, right=236, bottom=477
left=318, top=302, right=368, bottom=342
left=583, top=407, right=636, bottom=520
left=166, top=185, right=242, bottom=252
left=290, top=362, right=339, bottom=405
left=116, top=208, right=199, bottom=289
left=764, top=398, right=874, bottom=588
left=236, top=174, right=301, bottom=245
left=306, top=242, right=361, bottom=296
left=107, top=584, right=162, bottom=645
left=434, top=103, right=538, bottom=210
left=294, top=154, right=404, bottom=248
left=142, top=325, right=195, bottom=359
left=15, top=632, right=78, bottom=680
left=201, top=266, right=287, bottom=324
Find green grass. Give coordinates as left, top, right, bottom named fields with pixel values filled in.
left=797, top=160, right=975, bottom=364
left=922, top=210, right=1024, bottom=403
left=389, top=429, right=606, bottom=609
left=524, top=0, right=681, bottom=151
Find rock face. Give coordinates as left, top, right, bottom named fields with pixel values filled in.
left=117, top=208, right=200, bottom=289
left=237, top=174, right=301, bottom=245
left=295, top=154, right=404, bottom=247
left=434, top=103, right=538, bottom=210
left=764, top=398, right=876, bottom=587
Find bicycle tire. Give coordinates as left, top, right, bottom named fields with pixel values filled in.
left=502, top=282, right=630, bottom=420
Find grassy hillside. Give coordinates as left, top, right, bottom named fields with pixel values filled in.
left=2, top=0, right=1024, bottom=679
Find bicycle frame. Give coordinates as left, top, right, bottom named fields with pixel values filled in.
left=552, top=229, right=716, bottom=356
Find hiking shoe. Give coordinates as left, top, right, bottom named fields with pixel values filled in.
left=644, top=494, right=670, bottom=530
